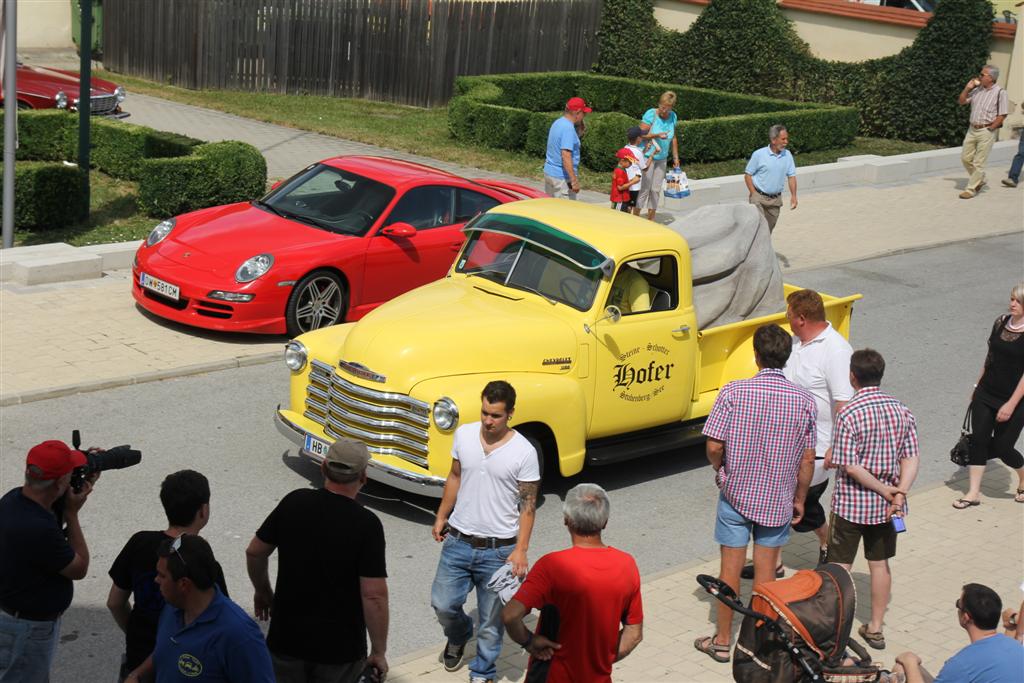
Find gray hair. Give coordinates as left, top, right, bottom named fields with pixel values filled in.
left=769, top=124, right=787, bottom=141
left=24, top=467, right=58, bottom=491
left=1012, top=282, right=1024, bottom=305
left=562, top=483, right=610, bottom=535
left=984, top=65, right=999, bottom=81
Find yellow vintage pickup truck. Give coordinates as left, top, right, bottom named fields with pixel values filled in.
left=275, top=199, right=859, bottom=496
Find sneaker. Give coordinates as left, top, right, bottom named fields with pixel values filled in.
left=1003, top=178, right=1019, bottom=188
left=958, top=189, right=976, bottom=199
left=740, top=562, right=784, bottom=580
left=442, top=641, right=465, bottom=672
left=817, top=546, right=829, bottom=566
left=469, top=678, right=494, bottom=683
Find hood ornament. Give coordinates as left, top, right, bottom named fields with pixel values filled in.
left=339, top=360, right=386, bottom=384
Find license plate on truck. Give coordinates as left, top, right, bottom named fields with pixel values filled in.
left=304, top=434, right=330, bottom=459
left=139, top=273, right=180, bottom=300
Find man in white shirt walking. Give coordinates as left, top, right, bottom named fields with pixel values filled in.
left=430, top=381, right=541, bottom=683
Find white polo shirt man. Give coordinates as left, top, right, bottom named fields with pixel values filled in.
left=784, top=322, right=854, bottom=487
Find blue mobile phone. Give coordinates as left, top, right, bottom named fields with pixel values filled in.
left=891, top=516, right=907, bottom=533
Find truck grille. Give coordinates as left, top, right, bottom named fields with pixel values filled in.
left=303, top=360, right=430, bottom=468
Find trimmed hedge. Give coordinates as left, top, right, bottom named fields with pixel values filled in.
left=449, top=72, right=858, bottom=171
left=594, top=0, right=995, bottom=146
left=138, top=141, right=268, bottom=218
left=1, top=111, right=267, bottom=231
left=0, top=162, right=87, bottom=230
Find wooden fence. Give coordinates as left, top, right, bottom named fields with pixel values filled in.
left=103, top=0, right=603, bottom=107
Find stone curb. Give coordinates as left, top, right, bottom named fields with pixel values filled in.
left=0, top=351, right=280, bottom=407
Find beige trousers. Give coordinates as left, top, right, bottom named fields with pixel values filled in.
left=961, top=127, right=996, bottom=193
left=748, top=192, right=783, bottom=233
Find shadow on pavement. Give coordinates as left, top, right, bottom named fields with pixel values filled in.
left=134, top=303, right=287, bottom=345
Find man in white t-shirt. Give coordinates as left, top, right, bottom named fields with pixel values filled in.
left=742, top=288, right=853, bottom=579
left=430, top=381, right=541, bottom=683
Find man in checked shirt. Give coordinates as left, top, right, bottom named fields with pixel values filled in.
left=695, top=324, right=817, bottom=664
left=957, top=64, right=1009, bottom=200
left=826, top=349, right=920, bottom=652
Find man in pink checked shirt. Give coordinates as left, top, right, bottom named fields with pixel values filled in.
left=694, top=324, right=817, bottom=664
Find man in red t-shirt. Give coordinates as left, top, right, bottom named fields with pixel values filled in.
left=502, top=483, right=643, bottom=682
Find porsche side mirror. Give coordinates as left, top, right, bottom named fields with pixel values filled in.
left=270, top=180, right=283, bottom=190
left=381, top=223, right=417, bottom=238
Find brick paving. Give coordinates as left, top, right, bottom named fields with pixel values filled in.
left=387, top=474, right=1024, bottom=681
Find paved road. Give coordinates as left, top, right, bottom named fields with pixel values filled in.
left=0, top=234, right=1020, bottom=681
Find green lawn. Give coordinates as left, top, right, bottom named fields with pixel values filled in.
left=20, top=72, right=940, bottom=246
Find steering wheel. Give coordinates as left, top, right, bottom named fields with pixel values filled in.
left=559, top=277, right=586, bottom=305
left=349, top=210, right=375, bottom=229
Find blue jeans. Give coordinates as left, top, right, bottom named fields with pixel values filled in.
left=430, top=535, right=515, bottom=680
left=714, top=493, right=791, bottom=548
left=1009, top=135, right=1024, bottom=183
left=0, top=611, right=61, bottom=683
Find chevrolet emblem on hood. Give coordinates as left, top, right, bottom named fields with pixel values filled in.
left=339, top=360, right=386, bottom=384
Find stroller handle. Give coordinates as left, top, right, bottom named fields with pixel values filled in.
left=697, top=574, right=774, bottom=622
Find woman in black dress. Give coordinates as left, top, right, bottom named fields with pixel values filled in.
left=953, top=283, right=1024, bottom=508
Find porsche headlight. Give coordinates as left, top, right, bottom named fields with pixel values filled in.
left=235, top=254, right=274, bottom=283
left=145, top=218, right=175, bottom=247
left=432, top=397, right=459, bottom=431
left=284, top=340, right=308, bottom=372
left=55, top=91, right=68, bottom=109
left=114, top=86, right=127, bottom=103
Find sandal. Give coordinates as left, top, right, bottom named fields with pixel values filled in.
left=952, top=498, right=981, bottom=509
left=858, top=623, right=886, bottom=650
left=694, top=635, right=731, bottom=663
left=1015, top=488, right=1024, bottom=503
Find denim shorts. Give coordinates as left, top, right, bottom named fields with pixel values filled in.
left=714, top=493, right=791, bottom=548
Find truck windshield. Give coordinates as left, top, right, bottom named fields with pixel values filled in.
left=455, top=230, right=604, bottom=311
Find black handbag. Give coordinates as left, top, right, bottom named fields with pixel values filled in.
left=950, top=407, right=972, bottom=467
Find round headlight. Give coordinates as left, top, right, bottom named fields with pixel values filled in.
left=114, top=86, right=127, bottom=103
left=55, top=91, right=68, bottom=109
left=432, top=397, right=459, bottom=431
left=145, top=218, right=175, bottom=247
left=235, top=254, right=274, bottom=283
left=284, top=341, right=308, bottom=372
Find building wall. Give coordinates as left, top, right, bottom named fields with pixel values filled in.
left=16, top=0, right=72, bottom=49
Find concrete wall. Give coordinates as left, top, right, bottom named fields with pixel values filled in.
left=16, top=0, right=72, bottom=49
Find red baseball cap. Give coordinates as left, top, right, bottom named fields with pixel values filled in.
left=566, top=97, right=592, bottom=113
left=26, top=441, right=86, bottom=480
left=616, top=148, right=636, bottom=161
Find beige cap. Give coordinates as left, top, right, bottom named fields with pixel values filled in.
left=325, top=438, right=370, bottom=473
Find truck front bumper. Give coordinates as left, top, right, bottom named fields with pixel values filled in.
left=275, top=407, right=446, bottom=498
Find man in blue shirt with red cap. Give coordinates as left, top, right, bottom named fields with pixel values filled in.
left=0, top=440, right=96, bottom=681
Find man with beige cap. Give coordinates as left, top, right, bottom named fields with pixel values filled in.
left=246, top=438, right=390, bottom=682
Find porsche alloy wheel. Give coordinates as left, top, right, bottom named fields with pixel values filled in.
left=286, top=270, right=347, bottom=336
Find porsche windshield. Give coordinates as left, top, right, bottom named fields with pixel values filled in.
left=257, top=164, right=395, bottom=236
left=455, top=227, right=605, bottom=311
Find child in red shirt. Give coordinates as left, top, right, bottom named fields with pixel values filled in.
left=610, top=149, right=637, bottom=212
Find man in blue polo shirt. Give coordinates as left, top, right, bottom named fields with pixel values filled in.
left=744, top=124, right=798, bottom=233
left=124, top=535, right=274, bottom=683
left=543, top=97, right=591, bottom=200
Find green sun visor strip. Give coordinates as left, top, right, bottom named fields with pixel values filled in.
left=463, top=213, right=615, bottom=277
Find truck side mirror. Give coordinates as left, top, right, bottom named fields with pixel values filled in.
left=584, top=305, right=622, bottom=335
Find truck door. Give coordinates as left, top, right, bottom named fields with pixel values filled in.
left=588, top=255, right=698, bottom=438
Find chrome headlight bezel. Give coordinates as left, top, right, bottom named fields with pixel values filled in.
left=432, top=397, right=459, bottom=431
left=145, top=218, right=175, bottom=247
left=114, top=86, right=127, bottom=103
left=284, top=340, right=308, bottom=372
left=55, top=91, right=68, bottom=109
left=235, top=254, right=275, bottom=283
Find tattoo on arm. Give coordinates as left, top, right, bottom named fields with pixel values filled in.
left=517, top=481, right=539, bottom=513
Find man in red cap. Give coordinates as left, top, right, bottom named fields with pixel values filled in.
left=543, top=96, right=592, bottom=200
left=0, top=440, right=96, bottom=681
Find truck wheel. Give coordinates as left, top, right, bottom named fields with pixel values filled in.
left=523, top=432, right=546, bottom=485
left=286, top=270, right=347, bottom=337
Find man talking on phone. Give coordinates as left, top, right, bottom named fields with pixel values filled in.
left=826, top=349, right=919, bottom=652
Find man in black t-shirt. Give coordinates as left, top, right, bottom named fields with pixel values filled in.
left=246, top=438, right=389, bottom=683
left=0, top=441, right=95, bottom=681
left=107, top=470, right=227, bottom=681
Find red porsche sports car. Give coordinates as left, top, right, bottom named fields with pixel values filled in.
left=132, top=156, right=545, bottom=336
left=1, top=62, right=127, bottom=117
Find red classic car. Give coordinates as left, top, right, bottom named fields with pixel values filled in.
left=1, top=62, right=127, bottom=117
left=132, top=156, right=546, bottom=336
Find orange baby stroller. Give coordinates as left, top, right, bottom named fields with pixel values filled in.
left=698, top=565, right=889, bottom=682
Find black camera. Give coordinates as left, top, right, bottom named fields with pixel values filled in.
left=68, top=429, right=142, bottom=493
